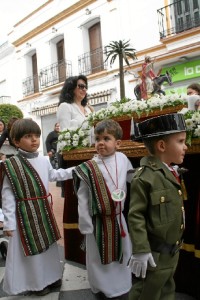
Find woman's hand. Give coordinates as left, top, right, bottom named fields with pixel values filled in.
left=4, top=230, right=13, bottom=237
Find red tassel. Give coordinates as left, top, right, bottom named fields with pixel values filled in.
left=121, top=228, right=126, bottom=237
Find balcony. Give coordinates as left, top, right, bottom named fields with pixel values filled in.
left=39, top=59, right=72, bottom=89
left=78, top=47, right=107, bottom=76
left=157, top=0, right=200, bottom=39
left=22, top=59, right=72, bottom=97
left=22, top=74, right=39, bottom=97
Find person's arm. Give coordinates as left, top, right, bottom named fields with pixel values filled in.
left=149, top=69, right=157, bottom=79
left=145, top=61, right=157, bottom=79
left=126, top=158, right=135, bottom=183
left=2, top=175, right=17, bottom=235
left=128, top=177, right=156, bottom=277
left=77, top=180, right=93, bottom=234
left=57, top=103, right=72, bottom=130
left=157, top=67, right=162, bottom=76
left=47, top=156, right=75, bottom=181
left=128, top=177, right=150, bottom=253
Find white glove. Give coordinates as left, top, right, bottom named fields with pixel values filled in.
left=128, top=253, right=156, bottom=278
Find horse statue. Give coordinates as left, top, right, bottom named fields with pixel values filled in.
left=134, top=71, right=172, bottom=100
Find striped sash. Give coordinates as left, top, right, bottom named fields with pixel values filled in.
left=73, top=160, right=122, bottom=265
left=2, top=154, right=61, bottom=256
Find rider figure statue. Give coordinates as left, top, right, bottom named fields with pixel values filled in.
left=141, top=56, right=158, bottom=100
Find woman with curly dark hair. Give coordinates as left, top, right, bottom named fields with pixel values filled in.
left=57, top=75, right=94, bottom=131
left=57, top=75, right=94, bottom=199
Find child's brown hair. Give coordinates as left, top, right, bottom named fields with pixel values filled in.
left=94, top=119, right=123, bottom=140
left=10, top=119, right=41, bottom=142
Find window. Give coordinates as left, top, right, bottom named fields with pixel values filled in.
left=23, top=50, right=39, bottom=96
left=78, top=18, right=105, bottom=75
left=173, top=0, right=200, bottom=33
left=57, top=39, right=66, bottom=82
left=89, top=22, right=103, bottom=74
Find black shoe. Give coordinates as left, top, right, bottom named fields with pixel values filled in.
left=0, top=241, right=8, bottom=259
left=48, top=279, right=62, bottom=289
left=34, top=286, right=51, bottom=296
left=22, top=291, right=33, bottom=296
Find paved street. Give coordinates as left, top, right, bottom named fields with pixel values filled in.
left=0, top=182, right=196, bottom=299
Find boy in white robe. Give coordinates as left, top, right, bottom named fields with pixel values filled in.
left=1, top=118, right=74, bottom=296
left=73, top=119, right=134, bottom=299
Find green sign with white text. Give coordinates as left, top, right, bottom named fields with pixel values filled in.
left=162, top=59, right=200, bottom=82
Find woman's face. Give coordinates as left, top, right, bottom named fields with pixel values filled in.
left=187, top=88, right=199, bottom=96
left=0, top=121, right=5, bottom=133
left=74, top=79, right=87, bottom=102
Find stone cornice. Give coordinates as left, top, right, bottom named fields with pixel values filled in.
left=12, top=0, right=97, bottom=47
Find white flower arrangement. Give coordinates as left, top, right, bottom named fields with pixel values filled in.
left=179, top=108, right=200, bottom=145
left=57, top=121, right=91, bottom=152
left=86, top=95, right=187, bottom=125
left=58, top=95, right=190, bottom=152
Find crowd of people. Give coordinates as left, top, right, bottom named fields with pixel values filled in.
left=0, top=73, right=199, bottom=299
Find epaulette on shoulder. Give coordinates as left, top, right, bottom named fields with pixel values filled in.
left=134, top=166, right=145, bottom=178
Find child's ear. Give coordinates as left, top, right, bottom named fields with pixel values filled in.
left=13, top=139, right=19, bottom=147
left=116, top=139, right=121, bottom=149
left=156, top=139, right=166, bottom=152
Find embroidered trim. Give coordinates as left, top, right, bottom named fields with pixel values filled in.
left=73, top=160, right=123, bottom=264
left=3, top=154, right=61, bottom=256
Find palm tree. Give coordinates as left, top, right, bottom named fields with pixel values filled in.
left=105, top=40, right=137, bottom=99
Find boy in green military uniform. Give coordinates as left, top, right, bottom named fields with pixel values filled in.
left=128, top=113, right=187, bottom=300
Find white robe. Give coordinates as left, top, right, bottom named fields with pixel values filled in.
left=2, top=154, right=74, bottom=295
left=77, top=152, right=134, bottom=298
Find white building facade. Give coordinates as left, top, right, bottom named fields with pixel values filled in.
left=0, top=0, right=200, bottom=153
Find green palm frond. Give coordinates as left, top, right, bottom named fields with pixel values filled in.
left=104, top=39, right=137, bottom=99
left=105, top=39, right=137, bottom=66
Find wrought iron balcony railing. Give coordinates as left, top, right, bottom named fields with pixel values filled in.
left=22, top=59, right=72, bottom=97
left=78, top=47, right=107, bottom=76
left=39, top=59, right=72, bottom=89
left=22, top=74, right=39, bottom=97
left=157, top=0, right=200, bottom=39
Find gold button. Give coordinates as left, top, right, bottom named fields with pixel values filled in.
left=181, top=224, right=184, bottom=229
left=178, top=190, right=182, bottom=196
left=176, top=241, right=179, bottom=245
left=160, top=196, right=165, bottom=203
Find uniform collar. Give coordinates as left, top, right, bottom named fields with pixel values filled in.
left=140, top=156, right=180, bottom=186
